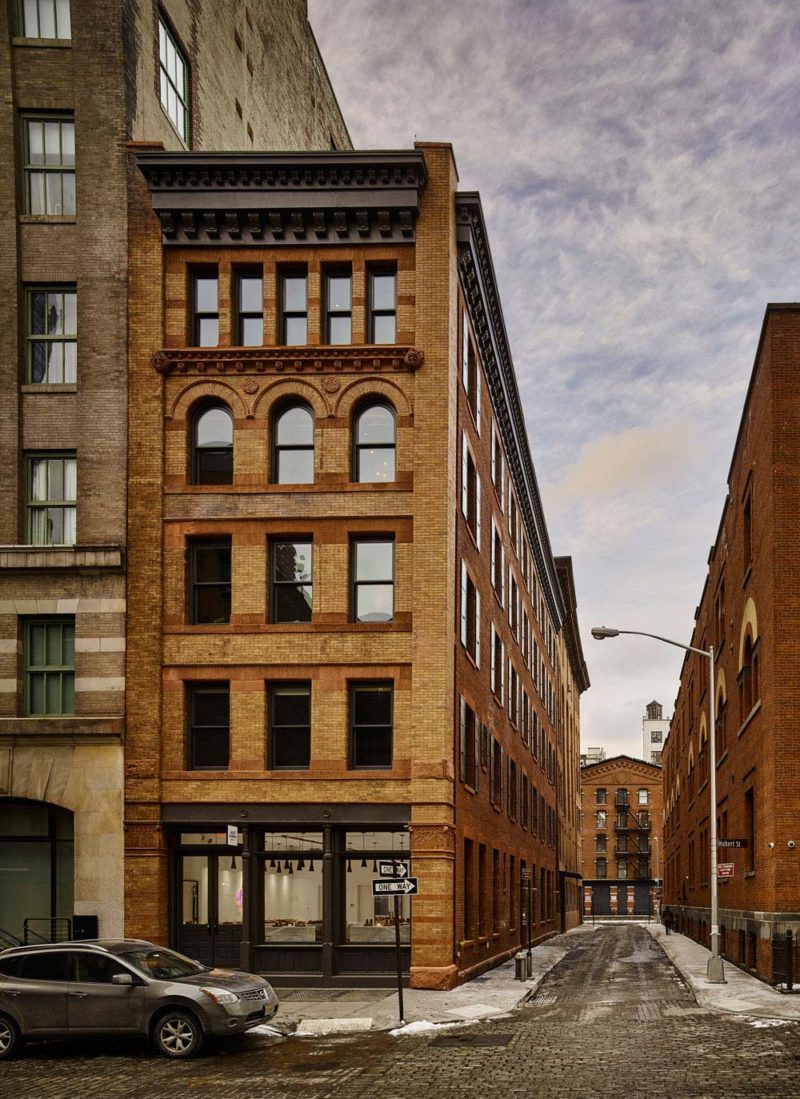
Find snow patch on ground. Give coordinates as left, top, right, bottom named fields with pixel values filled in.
left=740, top=1016, right=792, bottom=1028
left=247, top=1024, right=284, bottom=1037
left=389, top=1019, right=471, bottom=1037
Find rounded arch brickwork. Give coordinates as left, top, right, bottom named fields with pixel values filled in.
left=738, top=597, right=759, bottom=672
left=252, top=378, right=332, bottom=421
left=716, top=666, right=727, bottom=707
left=333, top=376, right=412, bottom=419
left=168, top=379, right=248, bottom=422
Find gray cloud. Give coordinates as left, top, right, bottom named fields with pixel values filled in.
left=310, top=0, right=800, bottom=757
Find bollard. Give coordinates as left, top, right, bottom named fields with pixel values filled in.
left=786, top=929, right=794, bottom=992
left=515, top=953, right=527, bottom=981
left=526, top=950, right=533, bottom=978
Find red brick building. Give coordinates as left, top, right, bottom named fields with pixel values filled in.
left=124, top=144, right=585, bottom=987
left=662, top=305, right=800, bottom=982
left=581, top=756, right=663, bottom=918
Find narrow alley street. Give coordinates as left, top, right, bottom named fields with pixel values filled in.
left=3, top=926, right=800, bottom=1098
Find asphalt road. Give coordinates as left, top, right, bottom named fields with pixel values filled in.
left=3, top=925, right=800, bottom=1098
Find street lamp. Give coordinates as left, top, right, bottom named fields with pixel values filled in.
left=591, top=625, right=725, bottom=983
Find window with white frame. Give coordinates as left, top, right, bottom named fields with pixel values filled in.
left=460, top=433, right=481, bottom=547
left=490, top=624, right=504, bottom=703
left=20, top=0, right=71, bottom=39
left=460, top=562, right=481, bottom=666
left=159, top=17, right=190, bottom=143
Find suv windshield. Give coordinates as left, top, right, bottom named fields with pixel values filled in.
left=118, top=947, right=207, bottom=980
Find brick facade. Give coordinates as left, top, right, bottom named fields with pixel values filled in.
left=663, top=305, right=800, bottom=983
left=0, top=0, right=349, bottom=940
left=580, top=756, right=664, bottom=918
left=125, top=143, right=585, bottom=987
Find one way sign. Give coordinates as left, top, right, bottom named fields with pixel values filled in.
left=372, top=877, right=419, bottom=896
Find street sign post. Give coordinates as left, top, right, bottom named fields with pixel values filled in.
left=372, top=873, right=418, bottom=1026
left=717, top=863, right=735, bottom=879
left=717, top=839, right=748, bottom=849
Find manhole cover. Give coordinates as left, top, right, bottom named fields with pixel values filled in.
left=431, top=1033, right=512, bottom=1048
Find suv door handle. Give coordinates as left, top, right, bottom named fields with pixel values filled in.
left=68, top=991, right=88, bottom=998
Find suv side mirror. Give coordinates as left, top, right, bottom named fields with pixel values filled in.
left=111, top=972, right=135, bottom=986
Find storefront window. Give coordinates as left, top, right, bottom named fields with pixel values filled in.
left=263, top=831, right=323, bottom=944
left=344, top=831, right=410, bottom=944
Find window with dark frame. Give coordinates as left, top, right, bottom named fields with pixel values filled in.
left=26, top=287, right=76, bottom=383
left=368, top=267, right=396, bottom=343
left=23, top=115, right=75, bottom=216
left=743, top=487, right=753, bottom=574
left=280, top=269, right=308, bottom=345
left=272, top=403, right=314, bottom=484
left=461, top=309, right=480, bottom=426
left=187, top=683, right=230, bottom=770
left=325, top=268, right=352, bottom=344
left=188, top=538, right=231, bottom=624
left=236, top=268, right=263, bottom=346
left=191, top=270, right=218, bottom=346
left=159, top=16, right=190, bottom=143
left=352, top=538, right=394, bottom=623
left=460, top=562, right=480, bottom=665
left=739, top=633, right=759, bottom=721
left=20, top=0, right=72, bottom=38
left=24, top=616, right=75, bottom=716
left=491, top=739, right=503, bottom=806
left=270, top=539, right=312, bottom=623
left=26, top=453, right=76, bottom=545
left=459, top=696, right=479, bottom=789
left=268, top=683, right=311, bottom=769
left=191, top=404, right=233, bottom=485
left=349, top=682, right=393, bottom=769
left=745, top=786, right=755, bottom=871
left=461, top=435, right=481, bottom=545
left=354, top=402, right=396, bottom=482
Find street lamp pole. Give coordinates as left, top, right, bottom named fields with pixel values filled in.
left=591, top=626, right=725, bottom=984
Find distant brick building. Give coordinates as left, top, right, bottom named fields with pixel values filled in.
left=124, top=142, right=586, bottom=988
left=0, top=0, right=349, bottom=943
left=662, top=305, right=800, bottom=982
left=581, top=756, right=663, bottom=918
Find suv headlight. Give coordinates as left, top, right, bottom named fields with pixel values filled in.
left=200, top=986, right=239, bottom=1005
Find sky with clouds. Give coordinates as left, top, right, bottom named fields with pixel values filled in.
left=309, top=0, right=800, bottom=758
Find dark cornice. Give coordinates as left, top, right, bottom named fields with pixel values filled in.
left=555, top=556, right=590, bottom=693
left=456, top=192, right=565, bottom=628
left=136, top=150, right=428, bottom=246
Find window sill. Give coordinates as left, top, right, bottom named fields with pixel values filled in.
left=736, top=701, right=761, bottom=738
left=18, top=215, right=76, bottom=225
left=20, top=384, right=77, bottom=394
left=12, top=36, right=71, bottom=48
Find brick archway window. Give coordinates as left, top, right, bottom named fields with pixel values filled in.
left=272, top=403, right=314, bottom=485
left=353, top=401, right=395, bottom=483
left=191, top=403, right=233, bottom=485
left=738, top=632, right=759, bottom=722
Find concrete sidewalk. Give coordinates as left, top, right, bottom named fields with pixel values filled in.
left=646, top=922, right=800, bottom=1020
left=270, top=923, right=595, bottom=1036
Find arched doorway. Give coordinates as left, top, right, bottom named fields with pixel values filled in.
left=0, top=798, right=74, bottom=942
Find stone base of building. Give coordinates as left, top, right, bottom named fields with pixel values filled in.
left=410, top=964, right=459, bottom=990
left=670, top=904, right=800, bottom=984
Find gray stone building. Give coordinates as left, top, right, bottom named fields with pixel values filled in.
left=0, top=0, right=349, bottom=943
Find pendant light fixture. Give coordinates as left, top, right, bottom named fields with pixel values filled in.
left=277, top=860, right=282, bottom=875
left=284, top=858, right=291, bottom=871
left=288, top=861, right=294, bottom=875
left=360, top=833, right=367, bottom=869
left=309, top=856, right=315, bottom=872
left=269, top=857, right=276, bottom=870
left=347, top=859, right=352, bottom=873
left=297, top=839, right=305, bottom=871
left=372, top=859, right=378, bottom=874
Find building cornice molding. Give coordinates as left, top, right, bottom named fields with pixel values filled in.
left=581, top=754, right=663, bottom=777
left=152, top=345, right=424, bottom=377
left=456, top=192, right=565, bottom=627
left=555, top=556, right=590, bottom=693
left=136, top=150, right=428, bottom=247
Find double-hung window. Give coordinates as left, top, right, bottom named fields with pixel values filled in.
left=270, top=540, right=312, bottom=623
left=27, top=454, right=76, bottom=545
left=24, top=617, right=74, bottom=715
left=26, top=287, right=77, bottom=384
left=325, top=269, right=352, bottom=344
left=368, top=268, right=396, bottom=343
left=460, top=562, right=481, bottom=666
left=269, top=683, right=311, bottom=769
left=23, top=115, right=75, bottom=215
left=236, top=268, right=263, bottom=345
left=280, top=269, right=308, bottom=345
left=159, top=17, right=190, bottom=143
left=187, top=683, right=229, bottom=770
left=461, top=434, right=481, bottom=547
left=352, top=539, right=394, bottom=623
left=349, top=682, right=393, bottom=768
left=188, top=538, right=231, bottom=624
left=191, top=270, right=218, bottom=346
left=20, top=0, right=72, bottom=38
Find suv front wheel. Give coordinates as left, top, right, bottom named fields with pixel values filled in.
left=152, top=1009, right=204, bottom=1059
left=0, top=1014, right=22, bottom=1059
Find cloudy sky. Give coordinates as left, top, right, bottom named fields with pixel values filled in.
left=309, top=0, right=800, bottom=758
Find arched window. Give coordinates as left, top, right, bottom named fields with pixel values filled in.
left=715, top=688, right=728, bottom=760
left=273, top=404, right=314, bottom=484
left=192, top=404, right=233, bottom=485
left=739, top=632, right=759, bottom=721
left=353, top=402, right=396, bottom=483
left=698, top=730, right=708, bottom=788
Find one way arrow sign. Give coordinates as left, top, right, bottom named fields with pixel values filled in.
left=372, top=877, right=419, bottom=896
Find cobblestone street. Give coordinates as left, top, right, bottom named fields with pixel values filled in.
left=3, top=926, right=800, bottom=1098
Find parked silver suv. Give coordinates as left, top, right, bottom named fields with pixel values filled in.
left=0, top=939, right=278, bottom=1059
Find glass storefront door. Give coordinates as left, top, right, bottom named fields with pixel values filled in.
left=0, top=799, right=73, bottom=943
left=176, top=833, right=242, bottom=968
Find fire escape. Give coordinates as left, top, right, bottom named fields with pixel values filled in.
left=614, top=794, right=652, bottom=880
